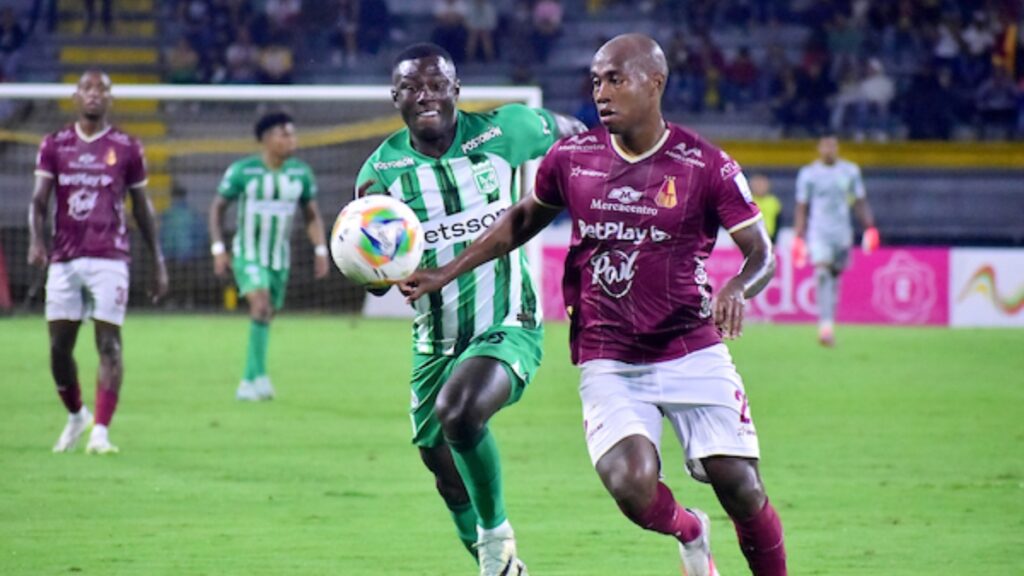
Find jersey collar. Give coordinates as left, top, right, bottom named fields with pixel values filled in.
left=610, top=125, right=671, bottom=164
left=75, top=122, right=111, bottom=143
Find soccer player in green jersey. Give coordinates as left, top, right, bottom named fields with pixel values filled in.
left=355, top=43, right=584, bottom=576
left=209, top=112, right=329, bottom=401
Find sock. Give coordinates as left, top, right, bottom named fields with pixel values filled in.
left=244, top=320, right=270, bottom=381
left=448, top=427, right=506, bottom=530
left=733, top=499, right=787, bottom=576
left=56, top=382, right=83, bottom=414
left=815, top=268, right=835, bottom=324
left=447, top=501, right=480, bottom=561
left=94, top=384, right=119, bottom=427
left=622, top=481, right=703, bottom=543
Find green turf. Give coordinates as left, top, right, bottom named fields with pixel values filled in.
left=1, top=315, right=1021, bottom=575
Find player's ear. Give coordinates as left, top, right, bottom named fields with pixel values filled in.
left=390, top=87, right=399, bottom=108
left=453, top=79, right=461, bottom=101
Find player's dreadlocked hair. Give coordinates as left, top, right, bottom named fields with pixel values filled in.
left=392, top=43, right=455, bottom=70
left=254, top=111, right=294, bottom=141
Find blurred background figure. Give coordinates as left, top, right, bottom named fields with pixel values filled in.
left=749, top=174, right=781, bottom=245
left=159, top=186, right=208, bottom=309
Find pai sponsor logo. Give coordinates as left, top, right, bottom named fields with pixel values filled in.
left=590, top=186, right=658, bottom=216
left=421, top=204, right=508, bottom=247
left=589, top=250, right=639, bottom=298
left=69, top=153, right=106, bottom=170
left=570, top=165, right=608, bottom=178
left=577, top=220, right=671, bottom=245
left=666, top=143, right=706, bottom=168
left=58, top=173, right=113, bottom=188
left=558, top=134, right=605, bottom=152
left=373, top=157, right=415, bottom=171
left=67, top=188, right=99, bottom=220
left=461, top=125, right=503, bottom=153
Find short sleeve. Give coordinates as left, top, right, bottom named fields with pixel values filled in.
left=850, top=164, right=866, bottom=199
left=35, top=136, right=56, bottom=179
left=492, top=104, right=558, bottom=166
left=217, top=162, right=242, bottom=199
left=127, top=139, right=148, bottom=189
left=709, top=151, right=761, bottom=233
left=795, top=167, right=810, bottom=203
left=532, top=147, right=564, bottom=208
left=354, top=160, right=385, bottom=198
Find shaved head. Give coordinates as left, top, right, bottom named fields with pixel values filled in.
left=594, top=34, right=669, bottom=88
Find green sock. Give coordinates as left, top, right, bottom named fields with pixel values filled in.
left=448, top=427, right=506, bottom=530
left=447, top=501, right=480, bottom=561
left=244, top=320, right=270, bottom=381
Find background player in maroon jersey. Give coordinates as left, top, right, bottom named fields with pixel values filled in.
left=28, top=70, right=168, bottom=454
left=401, top=34, right=786, bottom=576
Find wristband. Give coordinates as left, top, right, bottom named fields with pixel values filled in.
left=314, top=244, right=328, bottom=257
left=211, top=241, right=226, bottom=256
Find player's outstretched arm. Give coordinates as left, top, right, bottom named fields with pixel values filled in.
left=399, top=196, right=562, bottom=302
left=208, top=196, right=232, bottom=278
left=129, top=186, right=169, bottom=303
left=853, top=197, right=879, bottom=253
left=714, top=220, right=775, bottom=339
left=302, top=200, right=329, bottom=279
left=551, top=112, right=588, bottom=138
left=27, top=175, right=54, bottom=268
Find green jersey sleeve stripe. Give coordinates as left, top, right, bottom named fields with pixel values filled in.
left=519, top=249, right=538, bottom=328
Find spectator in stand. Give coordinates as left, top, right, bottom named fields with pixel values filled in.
left=961, top=10, right=995, bottom=84
left=827, top=11, right=864, bottom=80
left=330, top=0, right=360, bottom=67
left=975, top=65, right=1018, bottom=139
left=465, top=0, right=497, bottom=63
left=265, top=0, right=301, bottom=29
left=165, top=36, right=201, bottom=84
left=258, top=44, right=294, bottom=84
left=795, top=60, right=835, bottom=136
left=724, top=46, right=759, bottom=111
left=531, top=0, right=563, bottom=63
left=82, top=0, right=113, bottom=34
left=852, top=58, right=895, bottom=141
left=357, top=0, right=390, bottom=55
left=0, top=8, right=26, bottom=81
left=901, top=65, right=956, bottom=140
left=225, top=28, right=260, bottom=83
left=431, top=0, right=468, bottom=63
left=770, top=62, right=800, bottom=136
left=503, top=1, right=535, bottom=73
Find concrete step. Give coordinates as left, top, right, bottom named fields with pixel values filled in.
left=60, top=46, right=159, bottom=66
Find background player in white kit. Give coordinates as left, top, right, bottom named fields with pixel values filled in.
left=28, top=70, right=168, bottom=454
left=403, top=34, right=787, bottom=576
left=792, top=135, right=879, bottom=346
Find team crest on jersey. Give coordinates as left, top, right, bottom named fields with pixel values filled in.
left=471, top=162, right=499, bottom=196
left=68, top=188, right=99, bottom=220
left=655, top=176, right=678, bottom=208
left=105, top=148, right=117, bottom=166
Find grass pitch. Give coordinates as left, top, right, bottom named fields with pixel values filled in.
left=1, top=315, right=1021, bottom=575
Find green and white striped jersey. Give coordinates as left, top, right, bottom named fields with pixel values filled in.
left=218, top=156, right=317, bottom=270
left=356, top=104, right=558, bottom=356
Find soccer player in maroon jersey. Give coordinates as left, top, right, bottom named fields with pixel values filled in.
left=28, top=70, right=168, bottom=454
left=400, top=34, right=787, bottom=575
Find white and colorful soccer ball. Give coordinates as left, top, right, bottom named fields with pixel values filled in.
left=330, top=195, right=425, bottom=287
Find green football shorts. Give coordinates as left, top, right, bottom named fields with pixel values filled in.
left=409, top=325, right=544, bottom=448
left=232, top=258, right=290, bottom=310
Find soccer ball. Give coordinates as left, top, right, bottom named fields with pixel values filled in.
left=330, top=195, right=425, bottom=287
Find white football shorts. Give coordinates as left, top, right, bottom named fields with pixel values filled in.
left=46, top=258, right=129, bottom=326
left=579, top=344, right=760, bottom=483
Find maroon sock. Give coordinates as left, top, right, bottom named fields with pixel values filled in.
left=622, top=481, right=703, bottom=543
left=733, top=499, right=787, bottom=576
left=94, top=385, right=119, bottom=427
left=56, top=383, right=83, bottom=414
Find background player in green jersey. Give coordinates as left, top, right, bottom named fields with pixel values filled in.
left=209, top=112, right=329, bottom=401
left=355, top=43, right=584, bottom=576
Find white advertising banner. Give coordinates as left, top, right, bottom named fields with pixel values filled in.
left=950, top=249, right=1024, bottom=327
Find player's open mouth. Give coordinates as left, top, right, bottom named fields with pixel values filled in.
left=417, top=111, right=440, bottom=118
left=598, top=109, right=616, bottom=118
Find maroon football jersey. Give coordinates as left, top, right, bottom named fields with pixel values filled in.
left=35, top=124, right=148, bottom=263
left=534, top=124, right=761, bottom=364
